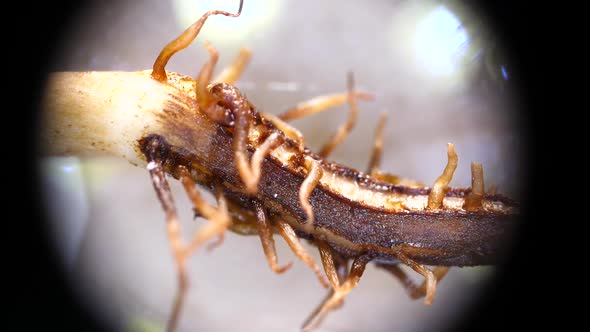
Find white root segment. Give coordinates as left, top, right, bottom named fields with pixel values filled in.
left=39, top=71, right=201, bottom=165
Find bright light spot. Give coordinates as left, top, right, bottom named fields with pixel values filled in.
left=501, top=65, right=509, bottom=80
left=146, top=161, right=158, bottom=171
left=173, top=0, right=279, bottom=44
left=62, top=165, right=75, bottom=173
left=414, top=6, right=468, bottom=76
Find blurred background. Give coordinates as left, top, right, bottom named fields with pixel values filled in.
left=41, top=0, right=522, bottom=331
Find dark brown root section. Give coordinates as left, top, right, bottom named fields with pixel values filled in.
left=138, top=130, right=516, bottom=267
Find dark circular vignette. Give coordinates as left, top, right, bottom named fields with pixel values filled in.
left=22, top=0, right=536, bottom=331
left=23, top=1, right=110, bottom=332
left=448, top=1, right=535, bottom=332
